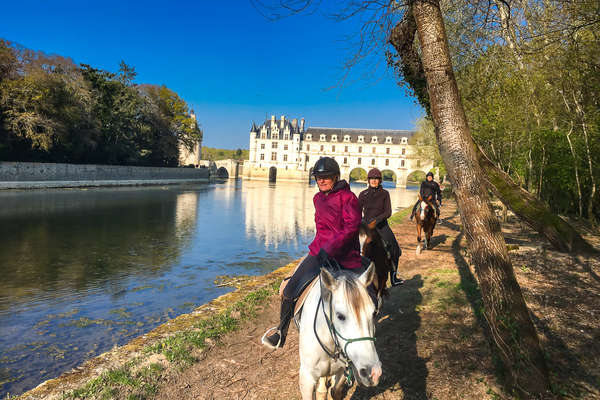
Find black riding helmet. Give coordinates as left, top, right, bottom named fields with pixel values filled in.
left=312, top=157, right=340, bottom=177
left=426, top=171, right=434, bottom=178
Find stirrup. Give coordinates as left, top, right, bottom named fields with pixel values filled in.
left=261, top=327, right=282, bottom=349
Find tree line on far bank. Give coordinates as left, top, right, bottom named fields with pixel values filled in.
left=0, top=39, right=202, bottom=167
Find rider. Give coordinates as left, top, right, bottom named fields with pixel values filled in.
left=358, top=168, right=404, bottom=287
left=261, top=157, right=363, bottom=350
left=410, top=171, right=442, bottom=220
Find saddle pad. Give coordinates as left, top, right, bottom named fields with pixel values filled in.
left=279, top=275, right=319, bottom=317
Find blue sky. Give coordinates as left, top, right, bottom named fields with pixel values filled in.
left=1, top=1, right=423, bottom=149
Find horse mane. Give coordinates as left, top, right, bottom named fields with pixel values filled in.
left=334, top=271, right=371, bottom=320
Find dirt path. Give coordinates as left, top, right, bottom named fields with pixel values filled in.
left=156, top=201, right=600, bottom=400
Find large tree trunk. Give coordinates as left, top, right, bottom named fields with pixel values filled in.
left=389, top=11, right=597, bottom=255
left=410, top=0, right=550, bottom=395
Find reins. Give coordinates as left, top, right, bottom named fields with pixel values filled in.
left=312, top=264, right=376, bottom=385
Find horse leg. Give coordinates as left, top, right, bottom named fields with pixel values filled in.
left=299, top=367, right=317, bottom=400
left=416, top=223, right=422, bottom=243
left=316, top=377, right=328, bottom=400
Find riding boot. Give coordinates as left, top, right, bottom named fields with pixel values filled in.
left=410, top=201, right=418, bottom=221
left=262, top=296, right=295, bottom=349
left=390, top=270, right=404, bottom=286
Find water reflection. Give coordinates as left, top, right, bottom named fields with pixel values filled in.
left=0, top=181, right=417, bottom=396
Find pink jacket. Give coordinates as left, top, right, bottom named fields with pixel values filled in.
left=308, top=180, right=362, bottom=269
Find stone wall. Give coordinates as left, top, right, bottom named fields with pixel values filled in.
left=0, top=162, right=209, bottom=189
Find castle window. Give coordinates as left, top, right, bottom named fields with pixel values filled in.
left=343, top=135, right=350, bottom=142
left=271, top=152, right=277, bottom=161
left=261, top=143, right=265, bottom=149
left=272, top=132, right=279, bottom=140
left=372, top=147, right=376, bottom=153
left=385, top=136, right=392, bottom=144
left=358, top=146, right=362, bottom=153
left=371, top=136, right=378, bottom=143
left=344, top=157, right=348, bottom=165
left=401, top=159, right=405, bottom=167
left=332, top=145, right=336, bottom=152
left=320, top=145, right=324, bottom=152
left=401, top=137, right=408, bottom=144
left=261, top=132, right=266, bottom=139
left=402, top=148, right=406, bottom=155
left=306, top=144, right=310, bottom=151
left=332, top=135, right=338, bottom=142
left=272, top=142, right=278, bottom=149
left=386, top=147, right=390, bottom=154
left=306, top=134, right=312, bottom=140
left=283, top=154, right=288, bottom=161
left=306, top=155, right=309, bottom=162
left=385, top=159, right=389, bottom=166
left=284, top=144, right=288, bottom=151
left=260, top=154, right=265, bottom=160
left=358, top=157, right=362, bottom=165
left=371, top=158, right=376, bottom=166
left=320, top=134, right=326, bottom=141
left=283, top=133, right=289, bottom=140
left=358, top=136, right=364, bottom=143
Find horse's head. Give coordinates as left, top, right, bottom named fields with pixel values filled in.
left=358, top=219, right=377, bottom=257
left=320, top=265, right=382, bottom=387
left=418, top=200, right=430, bottom=224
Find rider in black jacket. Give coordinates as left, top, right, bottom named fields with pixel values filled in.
left=358, top=168, right=404, bottom=286
left=410, top=172, right=442, bottom=220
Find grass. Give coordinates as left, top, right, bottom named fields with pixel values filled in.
left=388, top=207, right=412, bottom=226
left=61, top=280, right=280, bottom=399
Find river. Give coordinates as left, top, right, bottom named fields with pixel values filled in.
left=0, top=180, right=418, bottom=396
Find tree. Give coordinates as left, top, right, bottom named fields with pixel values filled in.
left=407, top=2, right=550, bottom=393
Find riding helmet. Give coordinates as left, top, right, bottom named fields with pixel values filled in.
left=367, top=168, right=382, bottom=179
left=426, top=171, right=434, bottom=178
left=312, top=157, right=340, bottom=177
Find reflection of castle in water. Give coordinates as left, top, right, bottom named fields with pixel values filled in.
left=243, top=182, right=419, bottom=249
left=175, top=192, right=199, bottom=237
left=244, top=183, right=316, bottom=248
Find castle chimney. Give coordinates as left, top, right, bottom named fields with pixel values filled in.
left=291, top=118, right=298, bottom=129
left=300, top=118, right=305, bottom=132
left=280, top=115, right=286, bottom=128
left=271, top=115, right=275, bottom=128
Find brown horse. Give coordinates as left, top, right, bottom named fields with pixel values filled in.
left=415, top=195, right=437, bottom=253
left=358, top=220, right=394, bottom=308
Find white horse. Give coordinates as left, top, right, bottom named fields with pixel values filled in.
left=297, top=264, right=382, bottom=400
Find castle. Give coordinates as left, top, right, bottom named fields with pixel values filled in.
left=243, top=115, right=433, bottom=186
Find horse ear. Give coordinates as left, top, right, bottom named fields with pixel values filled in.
left=320, top=268, right=337, bottom=291
left=359, top=262, right=376, bottom=287
left=367, top=219, right=377, bottom=230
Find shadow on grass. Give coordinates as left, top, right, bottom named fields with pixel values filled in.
left=350, top=275, right=427, bottom=400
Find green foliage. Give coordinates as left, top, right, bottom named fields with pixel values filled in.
left=349, top=168, right=367, bottom=181
left=201, top=146, right=248, bottom=161
left=439, top=3, right=600, bottom=221
left=0, top=39, right=201, bottom=166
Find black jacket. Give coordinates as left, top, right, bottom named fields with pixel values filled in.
left=358, top=185, right=392, bottom=225
left=419, top=180, right=442, bottom=202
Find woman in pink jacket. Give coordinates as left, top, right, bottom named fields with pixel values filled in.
left=262, top=157, right=363, bottom=349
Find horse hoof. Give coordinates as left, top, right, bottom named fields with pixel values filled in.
left=416, top=245, right=421, bottom=255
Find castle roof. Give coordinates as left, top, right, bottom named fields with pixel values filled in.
left=304, top=127, right=415, bottom=144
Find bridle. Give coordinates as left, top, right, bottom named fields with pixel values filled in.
left=313, top=263, right=376, bottom=384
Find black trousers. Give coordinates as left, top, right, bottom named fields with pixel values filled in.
left=376, top=222, right=401, bottom=269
